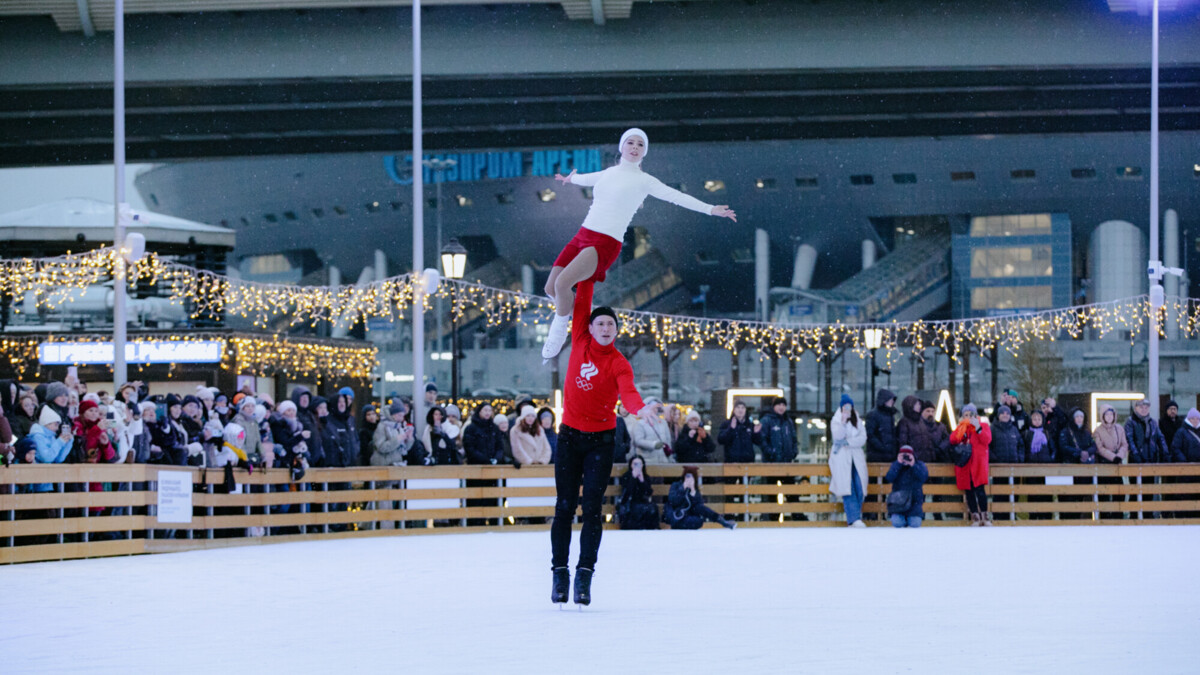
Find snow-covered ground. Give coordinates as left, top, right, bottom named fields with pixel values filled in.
left=4, top=527, right=1198, bottom=674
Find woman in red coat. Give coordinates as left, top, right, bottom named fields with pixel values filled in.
left=949, top=403, right=992, bottom=526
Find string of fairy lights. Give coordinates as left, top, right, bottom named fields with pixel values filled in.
left=2, top=247, right=1197, bottom=374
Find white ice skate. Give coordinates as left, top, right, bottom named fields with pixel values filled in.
left=541, top=314, right=570, bottom=360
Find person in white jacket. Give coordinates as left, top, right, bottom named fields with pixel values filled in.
left=630, top=397, right=674, bottom=464
left=829, top=394, right=869, bottom=527
left=540, top=128, right=737, bottom=359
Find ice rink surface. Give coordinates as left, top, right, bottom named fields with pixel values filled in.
left=4, top=526, right=1199, bottom=674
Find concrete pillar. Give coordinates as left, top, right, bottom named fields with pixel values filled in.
left=862, top=239, right=877, bottom=271
left=755, top=228, right=769, bottom=322
left=1165, top=209, right=1179, bottom=339
left=791, top=244, right=818, bottom=290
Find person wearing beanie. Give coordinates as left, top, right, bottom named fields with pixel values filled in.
left=359, top=404, right=380, bottom=466
left=865, top=388, right=899, bottom=463
left=1161, top=399, right=1182, bottom=449
left=371, top=398, right=414, bottom=466
left=1126, top=399, right=1169, bottom=464
left=510, top=404, right=551, bottom=466
left=885, top=445, right=929, bottom=527
left=231, top=395, right=270, bottom=466
left=664, top=465, right=736, bottom=530
left=1170, top=408, right=1200, bottom=462
left=718, top=399, right=757, bottom=464
left=1040, top=397, right=1070, bottom=464
left=45, top=382, right=71, bottom=425
left=323, top=389, right=359, bottom=468
left=631, top=397, right=673, bottom=464
left=540, top=127, right=737, bottom=360
left=754, top=396, right=797, bottom=463
left=212, top=394, right=231, bottom=426
left=989, top=404, right=1024, bottom=464
left=674, top=409, right=715, bottom=464
left=1059, top=408, right=1096, bottom=464
left=26, top=406, right=74, bottom=492
left=150, top=393, right=192, bottom=466
left=951, top=403, right=993, bottom=526
left=829, top=394, right=868, bottom=527
left=896, top=395, right=936, bottom=464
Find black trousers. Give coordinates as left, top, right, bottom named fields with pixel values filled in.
left=551, top=425, right=614, bottom=571
left=964, top=483, right=988, bottom=514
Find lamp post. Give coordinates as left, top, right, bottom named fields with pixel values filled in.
left=424, top=158, right=457, bottom=353
left=864, top=328, right=883, bottom=406
left=441, top=238, right=467, bottom=406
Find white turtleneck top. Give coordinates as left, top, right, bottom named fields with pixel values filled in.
left=568, top=159, right=715, bottom=241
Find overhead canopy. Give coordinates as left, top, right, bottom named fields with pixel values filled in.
left=0, top=198, right=235, bottom=249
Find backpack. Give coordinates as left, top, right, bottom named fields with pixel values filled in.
left=949, top=442, right=972, bottom=468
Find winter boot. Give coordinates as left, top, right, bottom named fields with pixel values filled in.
left=970, top=512, right=983, bottom=527
left=551, top=567, right=570, bottom=605
left=982, top=512, right=995, bottom=527
left=574, top=567, right=593, bottom=606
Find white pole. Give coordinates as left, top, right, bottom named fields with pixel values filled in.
left=411, top=0, right=426, bottom=441
left=112, top=0, right=128, bottom=390
left=1148, top=0, right=1161, bottom=418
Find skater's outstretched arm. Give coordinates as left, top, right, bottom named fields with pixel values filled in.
left=571, top=280, right=595, bottom=345
left=555, top=169, right=603, bottom=187
left=647, top=178, right=737, bottom=222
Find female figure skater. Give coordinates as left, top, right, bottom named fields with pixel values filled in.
left=541, top=128, right=737, bottom=359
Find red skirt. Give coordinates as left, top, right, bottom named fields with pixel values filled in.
left=553, top=227, right=623, bottom=282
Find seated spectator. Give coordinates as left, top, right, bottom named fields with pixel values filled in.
left=1125, top=399, right=1168, bottom=464
left=718, top=399, right=758, bottom=463
left=372, top=400, right=414, bottom=466
left=1170, top=408, right=1200, bottom=462
left=989, top=405, right=1024, bottom=463
left=663, top=466, right=735, bottom=530
left=510, top=405, right=552, bottom=467
left=1024, top=409, right=1054, bottom=462
left=538, top=407, right=559, bottom=463
left=1094, top=404, right=1129, bottom=464
left=618, top=455, right=659, bottom=529
left=423, top=406, right=459, bottom=465
left=829, top=394, right=868, bottom=527
left=1059, top=408, right=1096, bottom=464
left=885, top=445, right=929, bottom=528
left=674, top=410, right=715, bottom=463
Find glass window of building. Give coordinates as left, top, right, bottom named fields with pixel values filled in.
left=850, top=174, right=874, bottom=186
left=1070, top=168, right=1097, bottom=179
left=971, top=285, right=1052, bottom=311
left=969, top=214, right=1052, bottom=237
left=795, top=176, right=819, bottom=189
left=970, top=246, right=1053, bottom=278
left=951, top=171, right=976, bottom=182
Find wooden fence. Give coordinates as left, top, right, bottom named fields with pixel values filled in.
left=3, top=462, right=1199, bottom=564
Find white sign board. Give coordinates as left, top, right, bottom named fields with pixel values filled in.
left=156, top=470, right=194, bottom=523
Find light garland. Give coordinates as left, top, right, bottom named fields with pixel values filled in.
left=0, top=332, right=378, bottom=383
left=2, top=248, right=1195, bottom=367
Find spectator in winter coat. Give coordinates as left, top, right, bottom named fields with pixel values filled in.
left=1170, top=408, right=1200, bottom=462
left=718, top=400, right=758, bottom=463
left=664, top=405, right=683, bottom=447
left=1125, top=399, right=1169, bottom=464
left=1041, top=397, right=1070, bottom=461
left=269, top=400, right=311, bottom=468
left=539, top=408, right=559, bottom=463
left=617, top=455, right=659, bottom=529
left=323, top=390, right=360, bottom=468
left=290, top=387, right=324, bottom=466
left=495, top=414, right=515, bottom=465
left=663, top=466, right=736, bottom=530
left=131, top=401, right=156, bottom=464
left=885, top=445, right=929, bottom=527
left=988, top=405, right=1025, bottom=463
left=612, top=404, right=631, bottom=463
left=674, top=410, right=714, bottom=464
left=1024, top=410, right=1055, bottom=463
left=443, top=404, right=465, bottom=453
left=829, top=394, right=868, bottom=527
left=232, top=397, right=272, bottom=465
left=921, top=400, right=951, bottom=462
left=896, top=395, right=935, bottom=463
left=372, top=399, right=414, bottom=466
left=359, top=405, right=379, bottom=466
left=1059, top=408, right=1096, bottom=464
left=631, top=398, right=674, bottom=463
left=753, top=397, right=797, bottom=463
left=10, top=391, right=38, bottom=441
left=44, top=381, right=72, bottom=428
left=1161, top=400, right=1182, bottom=449
left=865, top=388, right=899, bottom=463
left=151, top=394, right=193, bottom=466
left=994, top=389, right=1030, bottom=433
left=510, top=405, right=552, bottom=466
left=950, top=404, right=992, bottom=526
left=463, top=403, right=506, bottom=465
left=180, top=395, right=206, bottom=445
left=26, top=407, right=73, bottom=491
left=1094, top=405, right=1129, bottom=464
left=423, top=406, right=458, bottom=465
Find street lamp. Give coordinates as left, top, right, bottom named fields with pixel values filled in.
left=863, top=328, right=884, bottom=405
left=441, top=238, right=468, bottom=406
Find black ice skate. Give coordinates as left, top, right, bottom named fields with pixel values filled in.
left=573, top=567, right=593, bottom=608
left=551, top=567, right=570, bottom=607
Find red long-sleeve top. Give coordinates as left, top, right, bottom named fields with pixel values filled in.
left=561, top=281, right=645, bottom=432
